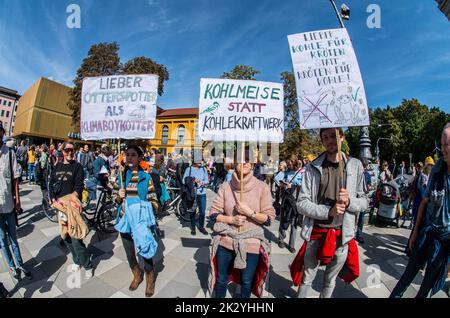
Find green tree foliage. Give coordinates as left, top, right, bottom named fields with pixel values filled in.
left=68, top=43, right=170, bottom=130
left=280, top=71, right=323, bottom=160
left=281, top=71, right=300, bottom=132
left=221, top=65, right=260, bottom=80
left=122, top=56, right=169, bottom=96
left=68, top=42, right=121, bottom=129
left=345, top=99, right=450, bottom=164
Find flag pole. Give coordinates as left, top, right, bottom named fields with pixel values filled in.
left=336, top=128, right=344, bottom=188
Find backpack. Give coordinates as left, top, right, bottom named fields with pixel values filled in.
left=16, top=146, right=26, bottom=162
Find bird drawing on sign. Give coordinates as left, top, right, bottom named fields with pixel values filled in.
left=201, top=102, right=220, bottom=116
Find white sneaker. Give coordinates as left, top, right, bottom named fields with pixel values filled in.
left=70, top=264, right=81, bottom=273
left=85, top=268, right=94, bottom=279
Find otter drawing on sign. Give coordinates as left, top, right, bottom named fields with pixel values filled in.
left=128, top=105, right=147, bottom=120
left=331, top=86, right=368, bottom=125
left=299, top=88, right=333, bottom=127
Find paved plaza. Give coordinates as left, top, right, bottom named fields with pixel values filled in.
left=0, top=182, right=449, bottom=298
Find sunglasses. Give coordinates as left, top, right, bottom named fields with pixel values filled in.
left=63, top=148, right=74, bottom=153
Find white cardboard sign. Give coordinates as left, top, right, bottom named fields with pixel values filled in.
left=288, top=28, right=369, bottom=129
left=198, top=78, right=284, bottom=143
left=80, top=74, right=158, bottom=140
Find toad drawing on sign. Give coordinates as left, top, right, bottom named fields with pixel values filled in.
left=331, top=86, right=367, bottom=125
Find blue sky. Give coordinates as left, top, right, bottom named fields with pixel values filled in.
left=0, top=0, right=449, bottom=112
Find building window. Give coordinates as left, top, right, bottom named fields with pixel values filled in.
left=161, top=126, right=169, bottom=145
left=177, top=125, right=185, bottom=144
left=3, top=122, right=7, bottom=129
left=1, top=110, right=4, bottom=116
left=8, top=101, right=11, bottom=107
left=2, top=100, right=5, bottom=106
left=6, top=111, right=9, bottom=117
left=194, top=124, right=201, bottom=145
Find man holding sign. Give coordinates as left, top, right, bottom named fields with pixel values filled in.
left=290, top=128, right=368, bottom=298
left=288, top=28, right=370, bottom=298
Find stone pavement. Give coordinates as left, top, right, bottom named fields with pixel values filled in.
left=0, top=182, right=448, bottom=298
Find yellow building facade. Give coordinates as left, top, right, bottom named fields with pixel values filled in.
left=150, top=107, right=201, bottom=155
left=13, top=77, right=73, bottom=145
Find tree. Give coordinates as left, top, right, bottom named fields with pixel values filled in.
left=279, top=71, right=323, bottom=159
left=122, top=56, right=169, bottom=96
left=68, top=42, right=121, bottom=129
left=281, top=71, right=300, bottom=131
left=221, top=65, right=260, bottom=80
left=345, top=99, right=450, bottom=164
left=68, top=43, right=170, bottom=130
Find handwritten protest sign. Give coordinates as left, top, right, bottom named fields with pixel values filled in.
left=288, top=28, right=369, bottom=129
left=198, top=78, right=284, bottom=143
left=80, top=74, right=158, bottom=140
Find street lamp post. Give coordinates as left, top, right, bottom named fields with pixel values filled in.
left=329, top=0, right=345, bottom=28
left=329, top=0, right=373, bottom=163
left=376, top=137, right=391, bottom=162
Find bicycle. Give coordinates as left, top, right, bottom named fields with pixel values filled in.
left=41, top=176, right=58, bottom=223
left=41, top=191, right=58, bottom=223
left=163, top=180, right=200, bottom=223
left=82, top=184, right=117, bottom=234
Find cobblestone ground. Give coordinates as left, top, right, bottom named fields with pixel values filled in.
left=0, top=182, right=448, bottom=298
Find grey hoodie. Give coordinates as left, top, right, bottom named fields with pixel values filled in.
left=296, top=152, right=369, bottom=245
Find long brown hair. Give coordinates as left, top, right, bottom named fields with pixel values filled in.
left=285, top=154, right=299, bottom=170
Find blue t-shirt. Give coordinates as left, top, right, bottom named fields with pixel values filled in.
left=183, top=166, right=209, bottom=195
left=274, top=169, right=303, bottom=187
left=424, top=163, right=450, bottom=237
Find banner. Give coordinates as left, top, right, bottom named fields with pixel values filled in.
left=288, top=28, right=369, bottom=129
left=198, top=78, right=284, bottom=142
left=80, top=74, right=158, bottom=140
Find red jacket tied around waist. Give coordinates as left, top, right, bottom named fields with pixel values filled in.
left=290, top=227, right=360, bottom=287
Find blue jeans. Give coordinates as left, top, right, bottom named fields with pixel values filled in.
left=192, top=194, right=206, bottom=230
left=356, top=211, right=365, bottom=239
left=390, top=234, right=449, bottom=298
left=214, top=245, right=260, bottom=298
left=0, top=212, right=24, bottom=269
left=28, top=163, right=36, bottom=182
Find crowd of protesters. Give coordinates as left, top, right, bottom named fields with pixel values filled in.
left=0, top=121, right=449, bottom=299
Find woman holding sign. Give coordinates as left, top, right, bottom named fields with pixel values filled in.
left=207, top=152, right=275, bottom=298
left=115, top=145, right=160, bottom=298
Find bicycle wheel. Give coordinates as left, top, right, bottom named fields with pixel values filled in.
left=177, top=199, right=198, bottom=223
left=96, top=201, right=117, bottom=234
left=42, top=198, right=58, bottom=223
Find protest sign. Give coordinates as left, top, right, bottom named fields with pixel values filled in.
left=288, top=28, right=369, bottom=129
left=198, top=78, right=284, bottom=143
left=80, top=74, right=158, bottom=140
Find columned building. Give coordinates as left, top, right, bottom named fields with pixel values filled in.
left=151, top=107, right=201, bottom=155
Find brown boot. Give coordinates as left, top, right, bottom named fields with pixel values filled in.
left=129, top=265, right=144, bottom=291
left=144, top=270, right=156, bottom=297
